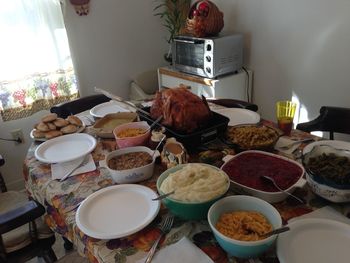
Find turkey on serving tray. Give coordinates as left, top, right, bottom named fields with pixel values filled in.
left=150, top=87, right=211, bottom=133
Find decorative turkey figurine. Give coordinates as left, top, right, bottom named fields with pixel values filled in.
left=69, top=0, right=90, bottom=16
left=184, top=0, right=224, bottom=38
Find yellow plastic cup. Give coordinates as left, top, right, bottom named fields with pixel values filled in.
left=276, top=101, right=297, bottom=135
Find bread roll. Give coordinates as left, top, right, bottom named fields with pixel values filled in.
left=67, top=115, right=83, bottom=127
left=33, top=130, right=45, bottom=138
left=47, top=122, right=57, bottom=130
left=37, top=122, right=50, bottom=132
left=61, top=124, right=78, bottom=134
left=53, top=118, right=69, bottom=128
left=41, top=113, right=57, bottom=123
left=45, top=130, right=62, bottom=139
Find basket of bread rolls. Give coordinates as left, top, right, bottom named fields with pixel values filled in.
left=32, top=113, right=84, bottom=140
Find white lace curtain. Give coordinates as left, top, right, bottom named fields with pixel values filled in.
left=0, top=0, right=78, bottom=121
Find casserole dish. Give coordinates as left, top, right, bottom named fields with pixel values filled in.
left=91, top=112, right=138, bottom=138
left=100, top=146, right=159, bottom=184
left=221, top=150, right=305, bottom=203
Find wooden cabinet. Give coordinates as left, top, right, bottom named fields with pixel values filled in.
left=157, top=66, right=253, bottom=101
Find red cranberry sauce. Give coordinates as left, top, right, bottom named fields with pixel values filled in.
left=222, top=152, right=303, bottom=192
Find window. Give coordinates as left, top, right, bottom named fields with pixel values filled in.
left=0, top=0, right=78, bottom=121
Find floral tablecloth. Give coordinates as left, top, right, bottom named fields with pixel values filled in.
left=24, top=127, right=350, bottom=263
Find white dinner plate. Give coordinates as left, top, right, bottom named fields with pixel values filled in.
left=34, top=133, right=97, bottom=163
left=303, top=139, right=350, bottom=154
left=90, top=101, right=135, bottom=118
left=212, top=108, right=260, bottom=126
left=277, top=218, right=350, bottom=263
left=30, top=124, right=86, bottom=142
left=75, top=184, right=160, bottom=239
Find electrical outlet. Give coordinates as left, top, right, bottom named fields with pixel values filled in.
left=11, top=129, right=24, bottom=144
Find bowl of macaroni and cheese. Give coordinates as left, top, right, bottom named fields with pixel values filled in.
left=113, top=121, right=151, bottom=148
left=157, top=163, right=230, bottom=220
left=208, top=195, right=282, bottom=258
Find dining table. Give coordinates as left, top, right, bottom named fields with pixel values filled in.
left=23, top=109, right=350, bottom=263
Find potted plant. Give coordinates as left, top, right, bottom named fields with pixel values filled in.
left=153, top=0, right=190, bottom=62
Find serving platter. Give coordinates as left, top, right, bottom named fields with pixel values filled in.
left=277, top=218, right=350, bottom=263
left=212, top=108, right=260, bottom=126
left=30, top=124, right=86, bottom=142
left=90, top=101, right=135, bottom=118
left=34, top=133, right=96, bottom=163
left=75, top=184, right=160, bottom=239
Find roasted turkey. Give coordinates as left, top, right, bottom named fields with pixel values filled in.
left=150, top=87, right=211, bottom=133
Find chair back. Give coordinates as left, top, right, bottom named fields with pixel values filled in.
left=296, top=106, right=350, bottom=139
left=0, top=155, right=7, bottom=192
left=50, top=94, right=110, bottom=118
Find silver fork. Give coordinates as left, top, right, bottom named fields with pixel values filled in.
left=60, top=155, right=90, bottom=182
left=144, top=214, right=174, bottom=263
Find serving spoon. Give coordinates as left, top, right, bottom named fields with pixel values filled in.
left=260, top=175, right=304, bottom=204
left=152, top=190, right=175, bottom=201
left=260, top=226, right=290, bottom=237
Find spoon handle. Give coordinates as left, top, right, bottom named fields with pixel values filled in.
left=152, top=190, right=175, bottom=201
left=263, top=226, right=290, bottom=237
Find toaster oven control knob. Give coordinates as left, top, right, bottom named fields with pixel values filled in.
left=206, top=44, right=212, bottom=51
left=206, top=67, right=211, bottom=73
left=206, top=56, right=211, bottom=62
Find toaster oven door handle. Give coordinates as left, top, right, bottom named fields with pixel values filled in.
left=174, top=39, right=203, bottom=44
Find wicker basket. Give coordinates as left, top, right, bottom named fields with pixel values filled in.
left=184, top=0, right=224, bottom=38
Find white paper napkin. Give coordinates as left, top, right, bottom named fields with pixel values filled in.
left=274, top=137, right=301, bottom=155
left=137, top=237, right=214, bottom=263
left=51, top=154, right=96, bottom=180
left=289, top=206, right=350, bottom=225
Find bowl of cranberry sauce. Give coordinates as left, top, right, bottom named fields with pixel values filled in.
left=221, top=150, right=305, bottom=203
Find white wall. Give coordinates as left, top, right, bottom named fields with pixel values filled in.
left=214, top=0, right=350, bottom=123
left=62, top=0, right=169, bottom=98
left=0, top=110, right=49, bottom=190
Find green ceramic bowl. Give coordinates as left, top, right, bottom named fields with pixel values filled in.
left=156, top=163, right=230, bottom=220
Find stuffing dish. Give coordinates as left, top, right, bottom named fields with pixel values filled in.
left=225, top=124, right=281, bottom=150
left=108, top=152, right=152, bottom=170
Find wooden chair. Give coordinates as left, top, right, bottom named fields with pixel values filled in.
left=0, top=155, right=57, bottom=263
left=296, top=106, right=350, bottom=139
left=50, top=94, right=110, bottom=118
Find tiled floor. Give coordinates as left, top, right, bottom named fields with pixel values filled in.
left=26, top=234, right=88, bottom=263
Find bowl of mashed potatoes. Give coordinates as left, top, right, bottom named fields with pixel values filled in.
left=156, top=163, right=230, bottom=220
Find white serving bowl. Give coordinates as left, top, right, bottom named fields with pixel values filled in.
left=302, top=140, right=350, bottom=202
left=221, top=150, right=306, bottom=203
left=101, top=146, right=159, bottom=184
left=305, top=172, right=350, bottom=203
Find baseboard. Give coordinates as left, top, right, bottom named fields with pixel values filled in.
left=7, top=178, right=25, bottom=191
